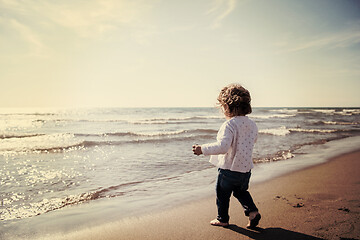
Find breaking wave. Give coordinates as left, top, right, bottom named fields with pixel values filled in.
left=312, top=120, right=359, bottom=126
left=254, top=149, right=294, bottom=162
left=0, top=129, right=218, bottom=155
left=0, top=133, right=46, bottom=139
left=0, top=189, right=121, bottom=221
left=128, top=116, right=221, bottom=124
left=259, top=126, right=359, bottom=136
left=252, top=114, right=297, bottom=119
left=0, top=133, right=84, bottom=155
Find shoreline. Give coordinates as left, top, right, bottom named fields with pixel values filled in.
left=251, top=135, right=360, bottom=184
left=6, top=146, right=360, bottom=240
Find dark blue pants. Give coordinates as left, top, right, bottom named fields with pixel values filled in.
left=216, top=168, right=258, bottom=223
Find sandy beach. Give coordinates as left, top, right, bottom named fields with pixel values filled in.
left=24, top=149, right=359, bottom=240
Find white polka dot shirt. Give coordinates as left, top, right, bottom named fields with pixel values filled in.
left=201, top=116, right=258, bottom=173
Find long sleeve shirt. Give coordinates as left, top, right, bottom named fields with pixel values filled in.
left=201, top=116, right=258, bottom=173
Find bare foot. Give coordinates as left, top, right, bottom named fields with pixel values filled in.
left=247, top=212, right=261, bottom=229
left=210, top=219, right=229, bottom=227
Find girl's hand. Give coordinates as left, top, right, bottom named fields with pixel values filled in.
left=192, top=145, right=203, bottom=156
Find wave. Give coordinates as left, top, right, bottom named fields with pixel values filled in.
left=129, top=116, right=221, bottom=125
left=289, top=128, right=338, bottom=133
left=312, top=109, right=336, bottom=114
left=252, top=114, right=297, bottom=119
left=311, top=120, right=360, bottom=126
left=80, top=135, right=214, bottom=148
left=106, top=130, right=186, bottom=137
left=254, top=149, right=294, bottom=163
left=0, top=119, right=45, bottom=131
left=259, top=126, right=359, bottom=136
left=0, top=112, right=56, bottom=116
left=0, top=167, right=214, bottom=221
left=316, top=109, right=360, bottom=116
left=2, top=125, right=357, bottom=154
left=105, top=129, right=217, bottom=137
left=0, top=133, right=46, bottom=139
left=342, top=109, right=360, bottom=114
left=258, top=126, right=337, bottom=136
left=42, top=115, right=222, bottom=125
left=254, top=135, right=349, bottom=163
left=92, top=128, right=358, bottom=146
left=254, top=138, right=329, bottom=163
left=74, top=129, right=217, bottom=138
left=259, top=127, right=290, bottom=136
left=0, top=133, right=84, bottom=155
left=0, top=189, right=120, bottom=221
left=268, top=109, right=298, bottom=114
left=49, top=110, right=359, bottom=124
left=137, top=116, right=221, bottom=122
left=0, top=178, right=167, bottom=221
left=3, top=126, right=357, bottom=154
left=0, top=130, right=218, bottom=155
left=296, top=108, right=360, bottom=116
left=74, top=131, right=186, bottom=138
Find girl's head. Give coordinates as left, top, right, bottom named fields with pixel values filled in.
left=217, top=83, right=252, bottom=117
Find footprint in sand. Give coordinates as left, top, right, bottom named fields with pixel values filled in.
left=274, top=195, right=304, bottom=208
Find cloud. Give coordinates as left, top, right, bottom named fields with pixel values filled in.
left=0, top=0, right=153, bottom=38
left=206, top=0, right=236, bottom=29
left=284, top=25, right=360, bottom=52
left=41, top=1, right=146, bottom=37
left=0, top=15, right=46, bottom=58
left=0, top=0, right=161, bottom=60
left=10, top=18, right=45, bottom=55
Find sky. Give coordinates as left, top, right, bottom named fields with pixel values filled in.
left=1, top=0, right=359, bottom=108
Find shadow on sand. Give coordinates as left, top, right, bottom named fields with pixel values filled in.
left=227, top=225, right=325, bottom=240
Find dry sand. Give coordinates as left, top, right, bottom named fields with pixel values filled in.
left=31, top=150, right=360, bottom=240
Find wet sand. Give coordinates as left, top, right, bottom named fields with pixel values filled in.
left=25, top=150, right=360, bottom=240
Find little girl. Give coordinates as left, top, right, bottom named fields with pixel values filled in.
left=192, top=83, right=261, bottom=229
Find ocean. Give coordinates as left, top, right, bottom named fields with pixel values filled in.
left=1, top=107, right=359, bottom=238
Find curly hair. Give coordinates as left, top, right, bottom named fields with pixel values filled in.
left=217, top=83, right=252, bottom=117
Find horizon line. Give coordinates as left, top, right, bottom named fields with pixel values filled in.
left=0, top=106, right=359, bottom=109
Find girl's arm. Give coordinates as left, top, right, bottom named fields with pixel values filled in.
left=195, top=121, right=234, bottom=156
